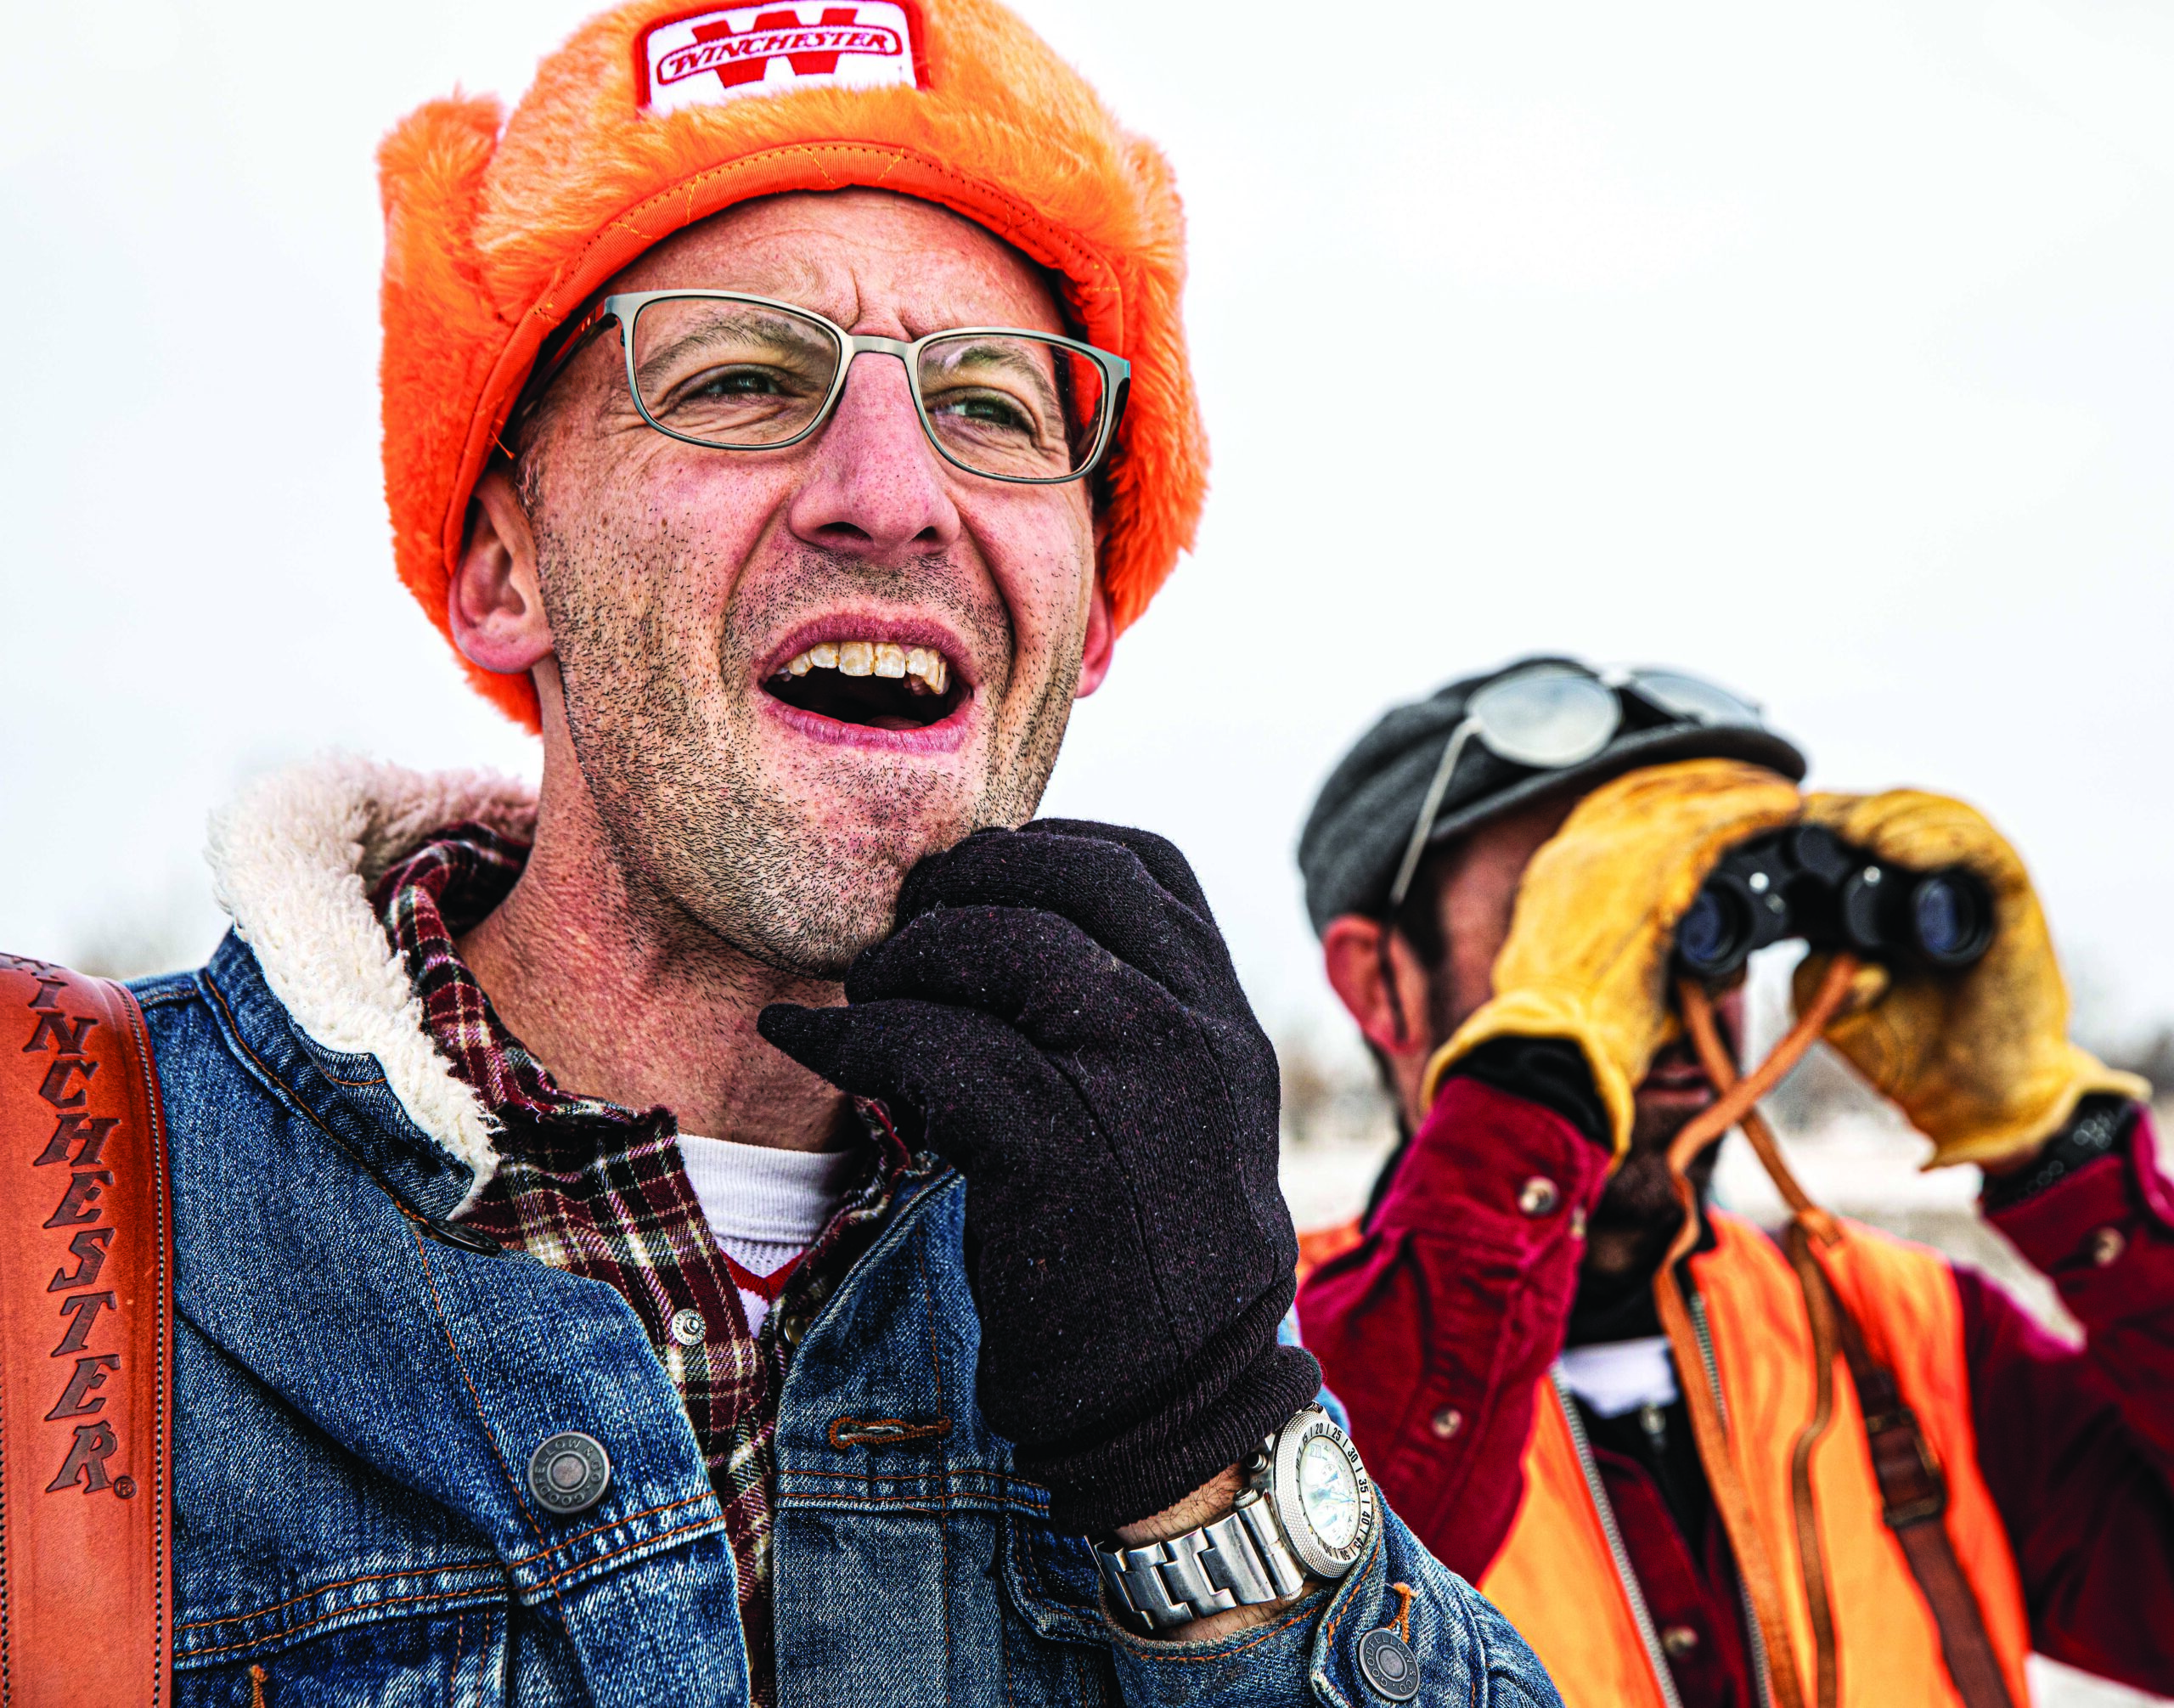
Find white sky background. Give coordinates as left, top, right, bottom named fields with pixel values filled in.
left=5, top=0, right=2174, bottom=1059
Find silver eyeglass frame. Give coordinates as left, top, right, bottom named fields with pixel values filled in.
left=515, top=289, right=1131, bottom=486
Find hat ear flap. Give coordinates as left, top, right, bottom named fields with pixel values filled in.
left=379, top=97, right=542, bottom=728
left=1101, top=134, right=1204, bottom=634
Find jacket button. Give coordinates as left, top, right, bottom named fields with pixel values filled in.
left=668, top=1308, right=707, bottom=1347
left=528, top=1432, right=611, bottom=1516
left=2089, top=1226, right=2126, bottom=1267
left=1356, top=1626, right=1421, bottom=1700
left=1428, top=1406, right=1464, bottom=1440
left=1661, top=1624, right=1700, bottom=1657
left=1518, top=1176, right=1561, bottom=1217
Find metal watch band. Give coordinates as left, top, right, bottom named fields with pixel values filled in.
left=1094, top=1490, right=1308, bottom=1632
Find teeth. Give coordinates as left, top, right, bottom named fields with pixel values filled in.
left=775, top=640, right=953, bottom=696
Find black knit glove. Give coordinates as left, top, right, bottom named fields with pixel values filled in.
left=758, top=821, right=1320, bottom=1534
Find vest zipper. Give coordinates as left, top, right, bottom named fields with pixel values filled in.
left=1552, top=1370, right=1688, bottom=1708
left=1689, top=1290, right=1778, bottom=1708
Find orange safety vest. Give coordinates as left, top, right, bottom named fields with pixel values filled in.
left=1477, top=1211, right=2032, bottom=1707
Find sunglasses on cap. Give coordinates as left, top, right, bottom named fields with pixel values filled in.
left=1371, top=662, right=1765, bottom=1044
left=1381, top=663, right=1766, bottom=919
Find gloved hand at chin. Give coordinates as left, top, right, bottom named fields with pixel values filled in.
left=758, top=821, right=1320, bottom=1536
left=1791, top=790, right=2148, bottom=1169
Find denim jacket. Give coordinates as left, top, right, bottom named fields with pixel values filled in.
left=134, top=757, right=1558, bottom=1705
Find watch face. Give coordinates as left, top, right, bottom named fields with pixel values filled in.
left=1298, top=1435, right=1362, bottom=1549
left=1271, top=1407, right=1377, bottom=1578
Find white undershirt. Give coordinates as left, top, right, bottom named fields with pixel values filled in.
left=1554, top=1334, right=1681, bottom=1419
left=677, top=1133, right=859, bottom=1334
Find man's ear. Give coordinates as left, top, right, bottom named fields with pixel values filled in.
left=1074, top=577, right=1116, bottom=699
left=1322, top=915, right=1433, bottom=1059
left=450, top=467, right=555, bottom=675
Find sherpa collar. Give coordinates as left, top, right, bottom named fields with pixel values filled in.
left=206, top=754, right=537, bottom=1203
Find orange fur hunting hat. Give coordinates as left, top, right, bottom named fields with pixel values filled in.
left=379, top=0, right=1207, bottom=730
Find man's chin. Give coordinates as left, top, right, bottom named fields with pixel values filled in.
left=719, top=814, right=987, bottom=978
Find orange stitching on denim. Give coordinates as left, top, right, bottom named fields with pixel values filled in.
left=410, top=1227, right=570, bottom=1627
left=827, top=1416, right=953, bottom=1449
left=183, top=1515, right=724, bottom=1662
left=249, top=1663, right=268, bottom=1705
left=781, top=1465, right=1013, bottom=1482
left=185, top=1586, right=502, bottom=1661
left=779, top=1491, right=959, bottom=1514
left=178, top=1564, right=504, bottom=1632
left=199, top=972, right=448, bottom=1243
left=313, top=1064, right=389, bottom=1088
left=520, top=1514, right=725, bottom=1593
left=1119, top=1594, right=1322, bottom=1660
left=500, top=1491, right=716, bottom=1569
left=1388, top=1581, right=1416, bottom=1643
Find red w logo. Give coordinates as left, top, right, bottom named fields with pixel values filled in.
left=662, top=7, right=904, bottom=91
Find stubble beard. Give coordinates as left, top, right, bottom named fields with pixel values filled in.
left=1579, top=1097, right=1721, bottom=1294
left=530, top=500, right=1084, bottom=979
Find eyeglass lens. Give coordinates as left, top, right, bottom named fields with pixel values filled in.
left=626, top=297, right=1107, bottom=480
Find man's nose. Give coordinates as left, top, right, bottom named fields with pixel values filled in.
left=786, top=353, right=963, bottom=558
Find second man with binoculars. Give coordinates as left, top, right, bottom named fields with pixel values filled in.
left=1294, top=656, right=2174, bottom=1708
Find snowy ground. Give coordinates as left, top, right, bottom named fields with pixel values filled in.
left=1279, top=1098, right=2171, bottom=1707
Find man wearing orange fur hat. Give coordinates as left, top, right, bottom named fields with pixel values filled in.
left=20, top=3, right=1558, bottom=1703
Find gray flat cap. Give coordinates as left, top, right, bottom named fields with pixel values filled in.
left=1298, top=655, right=1808, bottom=936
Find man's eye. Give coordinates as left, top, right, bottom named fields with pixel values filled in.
left=687, top=364, right=793, bottom=399
left=929, top=388, right=1039, bottom=436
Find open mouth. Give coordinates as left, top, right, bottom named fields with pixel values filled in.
left=763, top=639, right=966, bottom=731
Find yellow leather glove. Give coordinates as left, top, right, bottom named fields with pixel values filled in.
left=1791, top=790, right=2149, bottom=1168
left=1422, top=759, right=1804, bottom=1159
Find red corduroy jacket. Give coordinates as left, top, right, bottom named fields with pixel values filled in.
left=1297, top=1078, right=2174, bottom=1706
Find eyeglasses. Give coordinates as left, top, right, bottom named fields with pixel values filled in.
left=1382, top=663, right=1766, bottom=917
left=516, top=290, right=1130, bottom=485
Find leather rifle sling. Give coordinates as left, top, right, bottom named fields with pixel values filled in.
left=1800, top=1255, right=2017, bottom=1708
left=0, top=955, right=174, bottom=1706
left=1678, top=974, right=2016, bottom=1708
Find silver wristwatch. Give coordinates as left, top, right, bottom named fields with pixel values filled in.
left=1094, top=1405, right=1377, bottom=1632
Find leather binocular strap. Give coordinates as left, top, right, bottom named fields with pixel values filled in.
left=1649, top=966, right=1860, bottom=1708
left=0, top=955, right=173, bottom=1706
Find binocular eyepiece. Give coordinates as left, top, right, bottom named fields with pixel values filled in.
left=1675, top=826, right=1994, bottom=984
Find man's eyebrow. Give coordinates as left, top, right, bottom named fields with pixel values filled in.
left=630, top=310, right=833, bottom=392
left=925, top=337, right=1063, bottom=409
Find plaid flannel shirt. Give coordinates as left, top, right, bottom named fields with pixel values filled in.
left=373, top=826, right=921, bottom=1706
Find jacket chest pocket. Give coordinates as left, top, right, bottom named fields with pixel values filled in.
left=173, top=1604, right=558, bottom=1707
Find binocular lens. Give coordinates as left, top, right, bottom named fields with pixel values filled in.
left=1676, top=887, right=1743, bottom=977
left=1911, top=873, right=1989, bottom=967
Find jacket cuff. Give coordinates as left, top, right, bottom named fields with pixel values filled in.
left=1987, top=1101, right=2174, bottom=1314
left=1374, top=1073, right=1612, bottom=1240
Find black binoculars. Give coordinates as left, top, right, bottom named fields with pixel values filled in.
left=1674, top=825, right=1995, bottom=984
